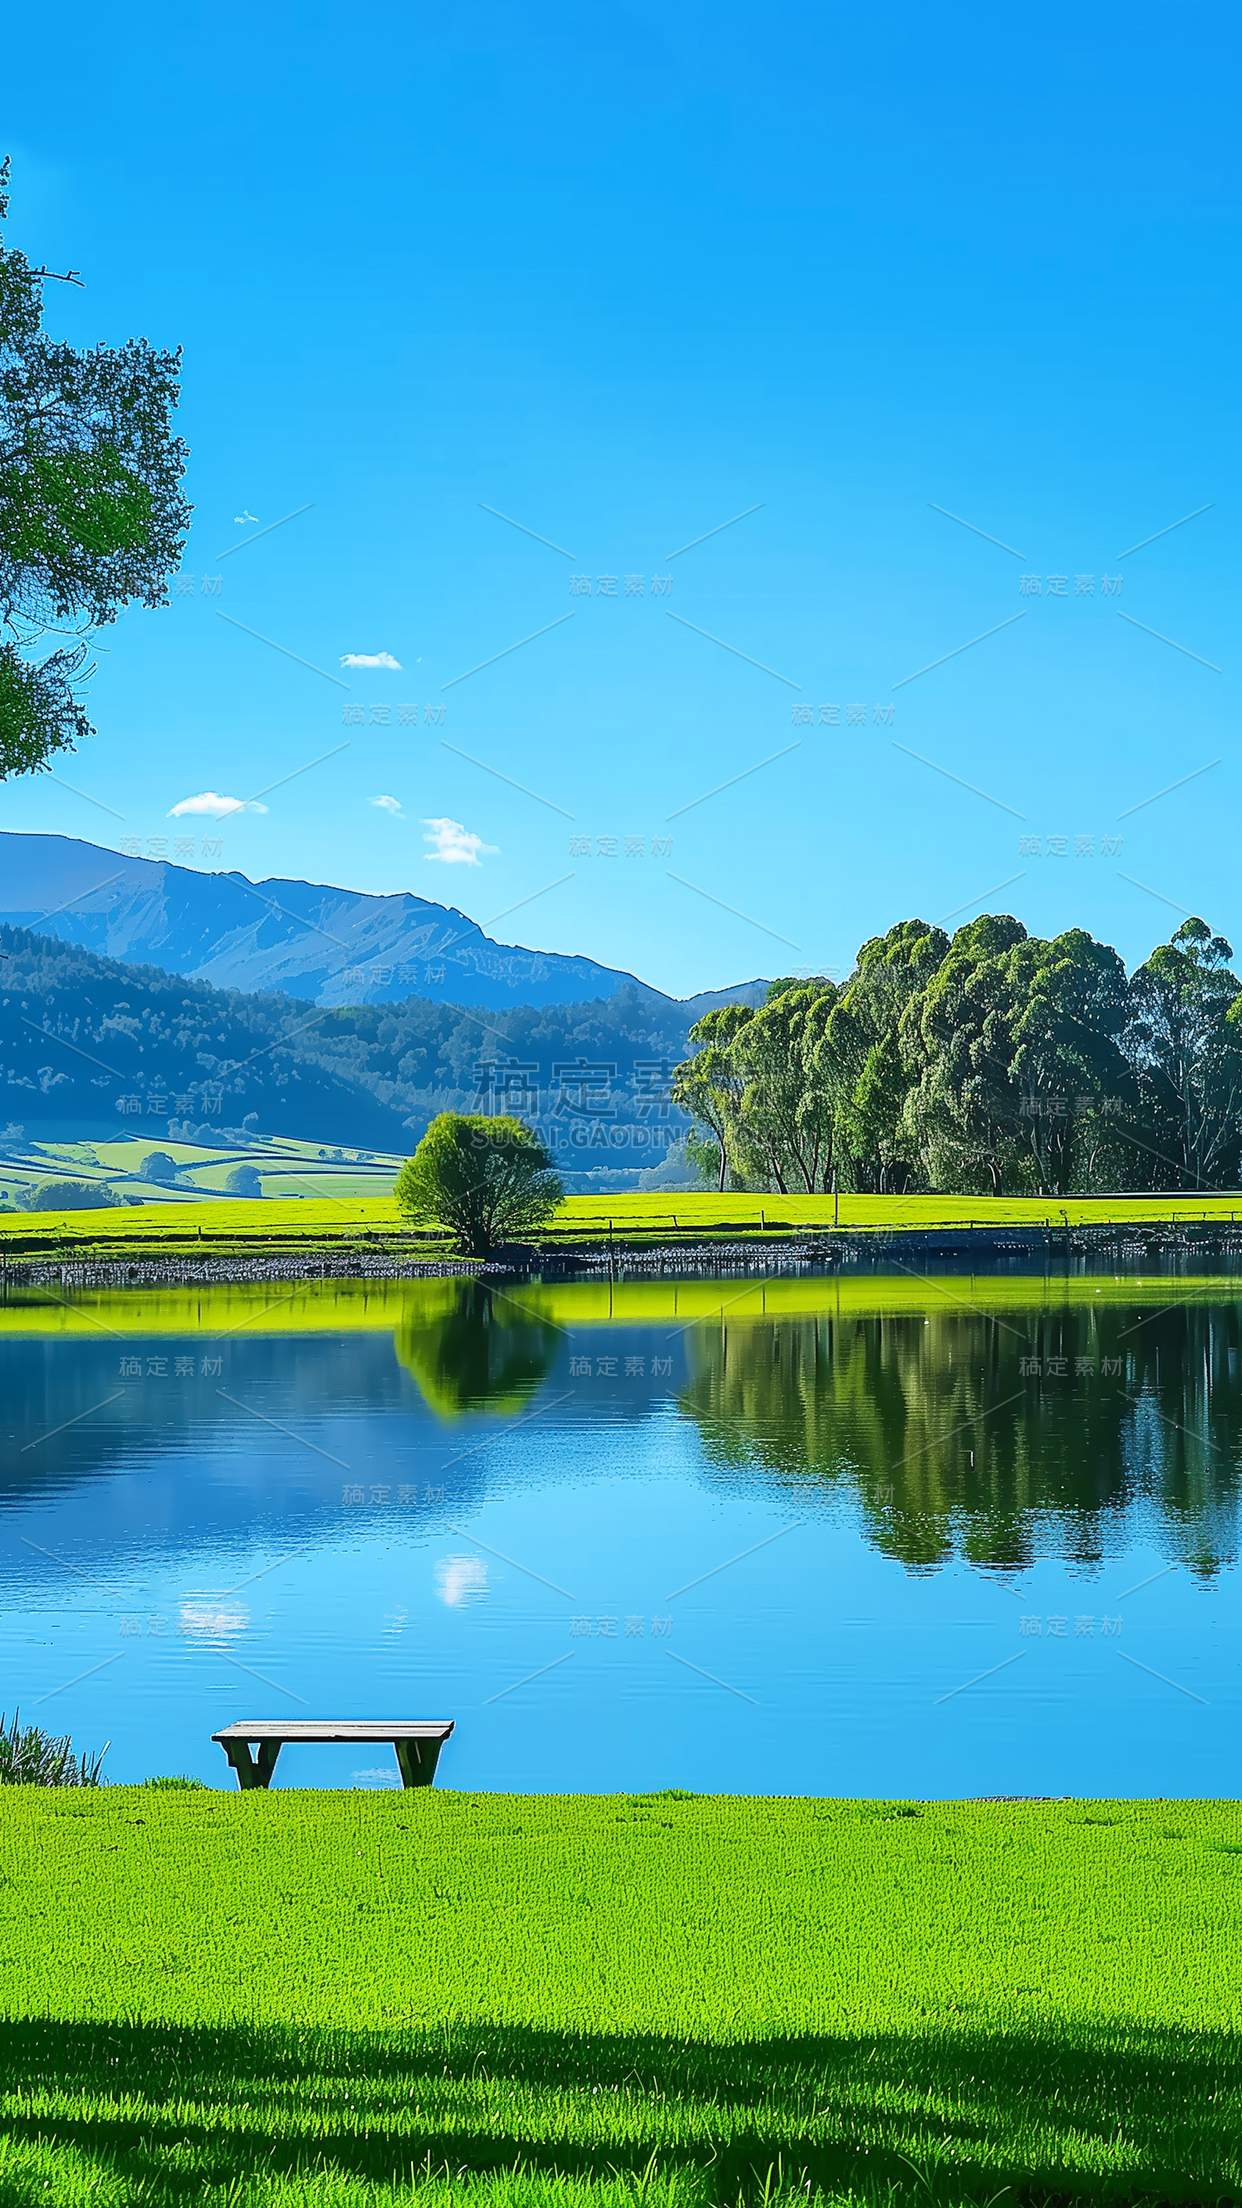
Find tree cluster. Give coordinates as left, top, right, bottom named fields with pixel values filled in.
left=673, top=914, right=1242, bottom=1195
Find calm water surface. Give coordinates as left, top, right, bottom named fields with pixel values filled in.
left=1, top=1271, right=1237, bottom=1794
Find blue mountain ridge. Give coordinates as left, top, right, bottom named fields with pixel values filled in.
left=0, top=833, right=767, bottom=1014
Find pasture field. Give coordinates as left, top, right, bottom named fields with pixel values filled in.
left=544, top=1190, right=1242, bottom=1239
left=0, top=1132, right=403, bottom=1216
left=2, top=1187, right=1241, bottom=1267
left=0, top=1790, right=1238, bottom=2207
left=0, top=1194, right=418, bottom=1254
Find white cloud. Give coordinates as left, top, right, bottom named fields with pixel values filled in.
left=369, top=794, right=403, bottom=815
left=340, top=650, right=402, bottom=670
left=166, top=792, right=269, bottom=819
left=436, top=1554, right=489, bottom=1607
left=422, top=816, right=498, bottom=866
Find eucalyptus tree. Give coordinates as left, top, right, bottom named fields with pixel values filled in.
left=733, top=979, right=838, bottom=1193
left=672, top=1002, right=754, bottom=1191
left=900, top=914, right=1029, bottom=1194
left=1127, top=920, right=1242, bottom=1188
left=822, top=919, right=949, bottom=1192
left=1007, top=928, right=1132, bottom=1193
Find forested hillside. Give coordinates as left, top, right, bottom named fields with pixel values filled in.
left=0, top=924, right=692, bottom=1157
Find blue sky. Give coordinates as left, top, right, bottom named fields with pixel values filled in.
left=2, top=3, right=1236, bottom=997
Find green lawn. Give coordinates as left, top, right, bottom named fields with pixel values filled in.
left=3, top=1186, right=1241, bottom=1264
left=0, top=1791, right=1239, bottom=2206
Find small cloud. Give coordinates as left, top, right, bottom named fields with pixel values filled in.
left=369, top=794, right=403, bottom=816
left=422, top=816, right=498, bottom=866
left=234, top=510, right=259, bottom=524
left=340, top=650, right=402, bottom=670
left=167, top=792, right=269, bottom=818
left=436, top=1554, right=489, bottom=1607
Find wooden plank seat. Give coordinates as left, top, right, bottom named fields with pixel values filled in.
left=212, top=1719, right=454, bottom=1790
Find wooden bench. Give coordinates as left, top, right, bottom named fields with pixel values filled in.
left=212, top=1720, right=454, bottom=1790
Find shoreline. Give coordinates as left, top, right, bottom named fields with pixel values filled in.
left=5, top=1218, right=1242, bottom=1289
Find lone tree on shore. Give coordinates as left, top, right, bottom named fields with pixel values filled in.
left=0, top=158, right=190, bottom=778
left=395, top=1113, right=563, bottom=1258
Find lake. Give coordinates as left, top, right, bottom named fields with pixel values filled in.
left=1, top=1268, right=1236, bottom=1795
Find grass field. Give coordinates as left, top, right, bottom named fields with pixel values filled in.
left=3, top=1187, right=1242, bottom=1267
left=0, top=1133, right=404, bottom=1214
left=544, top=1192, right=1242, bottom=1239
left=0, top=1791, right=1238, bottom=2207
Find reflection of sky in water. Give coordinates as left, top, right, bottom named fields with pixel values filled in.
left=178, top=1602, right=250, bottom=1639
left=436, top=1555, right=489, bottom=1606
left=0, top=1276, right=1237, bottom=1795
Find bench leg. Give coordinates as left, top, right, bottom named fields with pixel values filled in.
left=394, top=1737, right=444, bottom=1788
left=221, top=1739, right=282, bottom=1789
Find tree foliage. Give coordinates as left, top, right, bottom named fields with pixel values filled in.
left=826, top=920, right=948, bottom=1192
left=1129, top=919, right=1242, bottom=1188
left=670, top=1004, right=751, bottom=1190
left=395, top=1113, right=563, bottom=1256
left=0, top=160, right=190, bottom=777
left=675, top=914, right=1242, bottom=1195
left=31, top=1177, right=121, bottom=1211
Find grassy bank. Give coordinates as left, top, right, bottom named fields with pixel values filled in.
left=0, top=1791, right=1239, bottom=2206
left=4, top=1188, right=1242, bottom=1269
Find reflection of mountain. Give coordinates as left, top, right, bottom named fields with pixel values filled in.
left=394, top=1282, right=558, bottom=1417
left=679, top=1303, right=1241, bottom=1577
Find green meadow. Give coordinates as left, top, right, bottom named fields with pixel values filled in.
left=0, top=1792, right=1239, bottom=2206
left=0, top=1133, right=404, bottom=1215
left=3, top=1186, right=1241, bottom=1268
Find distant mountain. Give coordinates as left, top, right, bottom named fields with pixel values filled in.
left=0, top=833, right=768, bottom=1014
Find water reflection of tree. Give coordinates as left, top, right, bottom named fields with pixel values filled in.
left=680, top=1303, right=1240, bottom=1577
left=393, top=1281, right=557, bottom=1418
